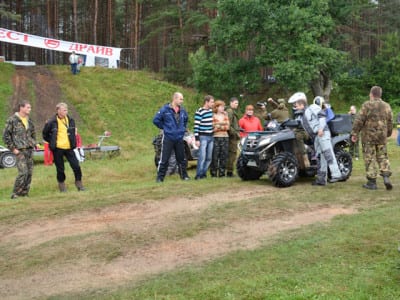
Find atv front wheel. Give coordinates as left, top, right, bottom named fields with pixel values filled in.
left=268, top=152, right=298, bottom=187
left=236, top=154, right=263, bottom=180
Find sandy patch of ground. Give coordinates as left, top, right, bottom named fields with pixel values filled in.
left=0, top=185, right=356, bottom=299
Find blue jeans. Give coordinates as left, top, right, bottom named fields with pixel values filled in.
left=196, top=135, right=214, bottom=178
left=397, top=128, right=400, bottom=146
left=70, top=63, right=78, bottom=75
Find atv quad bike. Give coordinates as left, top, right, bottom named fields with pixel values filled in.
left=152, top=131, right=199, bottom=169
left=237, top=114, right=353, bottom=187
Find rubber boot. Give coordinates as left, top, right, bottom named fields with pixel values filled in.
left=363, top=178, right=377, bottom=190
left=58, top=182, right=67, bottom=192
left=383, top=176, right=393, bottom=190
left=75, top=180, right=85, bottom=191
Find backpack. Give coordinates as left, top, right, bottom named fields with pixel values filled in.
left=325, top=104, right=335, bottom=123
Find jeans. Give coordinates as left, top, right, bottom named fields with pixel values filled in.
left=196, top=135, right=214, bottom=178
left=397, top=128, right=400, bottom=146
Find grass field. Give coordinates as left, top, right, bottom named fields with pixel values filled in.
left=0, top=64, right=399, bottom=299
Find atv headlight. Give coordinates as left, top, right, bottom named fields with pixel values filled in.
left=258, top=137, right=271, bottom=147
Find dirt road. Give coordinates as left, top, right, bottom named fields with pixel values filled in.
left=0, top=185, right=356, bottom=299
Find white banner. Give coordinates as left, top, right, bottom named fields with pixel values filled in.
left=0, top=28, right=121, bottom=61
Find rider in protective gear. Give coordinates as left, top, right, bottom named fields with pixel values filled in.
left=303, top=96, right=344, bottom=185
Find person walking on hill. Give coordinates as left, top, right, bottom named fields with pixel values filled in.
left=42, top=102, right=85, bottom=192
left=194, top=95, right=215, bottom=179
left=351, top=86, right=393, bottom=190
left=69, top=51, right=79, bottom=75
left=210, top=100, right=230, bottom=177
left=238, top=105, right=263, bottom=138
left=3, top=100, right=36, bottom=199
left=226, top=97, right=241, bottom=177
left=153, top=92, right=190, bottom=183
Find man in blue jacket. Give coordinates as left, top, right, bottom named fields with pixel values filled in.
left=153, top=92, right=190, bottom=182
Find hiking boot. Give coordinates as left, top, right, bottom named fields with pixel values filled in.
left=362, top=178, right=377, bottom=190
left=75, top=181, right=85, bottom=191
left=58, top=182, right=67, bottom=192
left=383, top=176, right=393, bottom=190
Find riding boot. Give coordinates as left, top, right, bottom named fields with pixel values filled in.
left=383, top=176, right=393, bottom=190
left=363, top=178, right=377, bottom=190
left=58, top=182, right=67, bottom=193
left=75, top=180, right=85, bottom=191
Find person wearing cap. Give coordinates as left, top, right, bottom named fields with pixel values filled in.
left=287, top=92, right=310, bottom=169
left=303, top=96, right=344, bottom=186
left=254, top=101, right=268, bottom=127
left=268, top=98, right=289, bottom=123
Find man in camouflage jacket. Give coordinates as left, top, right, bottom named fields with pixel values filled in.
left=226, top=97, right=241, bottom=177
left=3, top=100, right=36, bottom=199
left=351, top=86, right=393, bottom=190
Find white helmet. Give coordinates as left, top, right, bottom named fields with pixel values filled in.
left=288, top=92, right=307, bottom=104
left=313, top=96, right=325, bottom=108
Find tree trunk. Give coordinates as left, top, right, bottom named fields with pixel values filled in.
left=93, top=0, right=98, bottom=44
left=310, top=71, right=333, bottom=101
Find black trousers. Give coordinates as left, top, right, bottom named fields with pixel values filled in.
left=53, top=148, right=82, bottom=183
left=157, top=136, right=188, bottom=179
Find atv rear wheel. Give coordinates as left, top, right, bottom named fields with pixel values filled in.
left=329, top=149, right=352, bottom=181
left=236, top=154, right=263, bottom=180
left=268, top=152, right=298, bottom=187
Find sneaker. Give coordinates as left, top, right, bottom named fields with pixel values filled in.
left=182, top=176, right=190, bottom=181
left=156, top=177, right=164, bottom=183
left=11, top=193, right=18, bottom=199
left=226, top=172, right=235, bottom=178
left=328, top=176, right=346, bottom=183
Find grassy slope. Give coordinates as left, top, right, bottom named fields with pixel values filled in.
left=0, top=64, right=399, bottom=299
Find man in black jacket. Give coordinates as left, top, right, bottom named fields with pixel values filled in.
left=43, top=102, right=85, bottom=192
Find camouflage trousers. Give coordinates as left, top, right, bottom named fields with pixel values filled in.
left=210, top=137, right=229, bottom=177
left=13, top=149, right=34, bottom=196
left=362, top=143, right=391, bottom=179
left=226, top=136, right=239, bottom=173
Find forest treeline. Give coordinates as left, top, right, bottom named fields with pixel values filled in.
left=1, top=1, right=400, bottom=104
